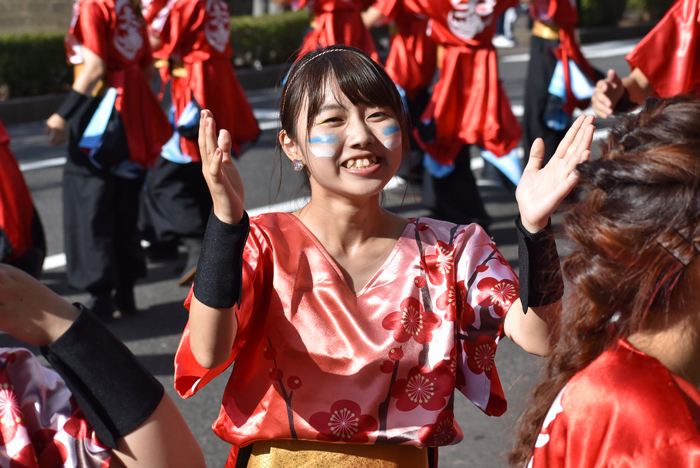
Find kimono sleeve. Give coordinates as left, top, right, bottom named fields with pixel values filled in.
left=373, top=0, right=401, bottom=22
left=73, top=0, right=110, bottom=62
left=174, top=221, right=272, bottom=399
left=626, top=0, right=700, bottom=98
left=454, top=225, right=519, bottom=417
left=157, top=0, right=198, bottom=60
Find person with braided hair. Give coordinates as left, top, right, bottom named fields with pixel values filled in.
left=510, top=96, right=700, bottom=467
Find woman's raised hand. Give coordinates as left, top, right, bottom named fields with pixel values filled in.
left=198, top=109, right=245, bottom=224
left=516, top=115, right=595, bottom=233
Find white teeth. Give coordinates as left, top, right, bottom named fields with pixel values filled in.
left=344, top=157, right=378, bottom=168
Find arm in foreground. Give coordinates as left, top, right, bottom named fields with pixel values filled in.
left=505, top=115, right=596, bottom=356
left=0, top=264, right=206, bottom=468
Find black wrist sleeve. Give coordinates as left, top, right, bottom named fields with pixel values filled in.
left=40, top=305, right=164, bottom=449
left=516, top=216, right=564, bottom=312
left=613, top=88, right=638, bottom=114
left=193, top=210, right=250, bottom=309
left=56, top=89, right=89, bottom=120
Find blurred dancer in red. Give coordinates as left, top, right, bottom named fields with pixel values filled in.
left=363, top=0, right=437, bottom=182
left=523, top=0, right=598, bottom=165
left=46, top=0, right=171, bottom=319
left=0, top=120, right=46, bottom=278
left=142, top=0, right=260, bottom=284
left=272, top=0, right=379, bottom=61
left=592, top=0, right=699, bottom=117
left=383, top=0, right=522, bottom=225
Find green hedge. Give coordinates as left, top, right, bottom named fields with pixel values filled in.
left=626, top=0, right=675, bottom=19
left=0, top=10, right=311, bottom=98
left=0, top=32, right=72, bottom=97
left=579, top=0, right=628, bottom=27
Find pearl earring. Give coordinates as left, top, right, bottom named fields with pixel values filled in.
left=292, top=159, right=305, bottom=171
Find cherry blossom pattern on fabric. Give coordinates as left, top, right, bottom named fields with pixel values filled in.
left=436, top=279, right=466, bottom=321
left=421, top=240, right=455, bottom=286
left=382, top=296, right=442, bottom=345
left=418, top=409, right=463, bottom=446
left=391, top=361, right=453, bottom=412
left=309, top=400, right=378, bottom=443
left=464, top=334, right=498, bottom=378
left=0, top=348, right=110, bottom=468
left=475, top=277, right=518, bottom=317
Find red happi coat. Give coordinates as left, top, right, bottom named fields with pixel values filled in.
left=401, top=0, right=522, bottom=165
left=158, top=0, right=260, bottom=159
left=0, top=122, right=34, bottom=262
left=531, top=0, right=597, bottom=114
left=175, top=215, right=517, bottom=466
left=373, top=0, right=438, bottom=99
left=530, top=338, right=700, bottom=467
left=71, top=0, right=171, bottom=167
left=296, top=0, right=379, bottom=61
left=626, top=0, right=700, bottom=97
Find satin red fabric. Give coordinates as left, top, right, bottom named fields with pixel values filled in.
left=297, top=0, right=379, bottom=61
left=531, top=0, right=596, bottom=114
left=531, top=338, right=700, bottom=467
left=72, top=0, right=171, bottom=167
left=175, top=213, right=518, bottom=466
left=626, top=0, right=700, bottom=98
left=398, top=0, right=522, bottom=165
left=0, top=122, right=34, bottom=262
left=374, top=0, right=437, bottom=98
left=158, top=0, right=260, bottom=159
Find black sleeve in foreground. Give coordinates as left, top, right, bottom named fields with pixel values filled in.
left=41, top=305, right=164, bottom=449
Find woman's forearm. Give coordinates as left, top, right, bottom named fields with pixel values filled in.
left=73, top=46, right=106, bottom=95
left=188, top=296, right=239, bottom=369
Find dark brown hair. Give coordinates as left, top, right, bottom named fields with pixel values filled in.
left=510, top=96, right=700, bottom=466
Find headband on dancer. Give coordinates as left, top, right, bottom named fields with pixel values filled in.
left=280, top=47, right=366, bottom=119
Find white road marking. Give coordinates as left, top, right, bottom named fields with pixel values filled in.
left=19, top=157, right=67, bottom=172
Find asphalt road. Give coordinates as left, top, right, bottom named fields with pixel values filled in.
left=1, top=37, right=633, bottom=468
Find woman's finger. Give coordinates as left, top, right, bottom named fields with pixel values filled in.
left=564, top=116, right=594, bottom=162
left=198, top=110, right=211, bottom=167
left=553, top=115, right=586, bottom=159
left=524, top=138, right=545, bottom=173
left=209, top=148, right=222, bottom=178
left=218, top=129, right=233, bottom=164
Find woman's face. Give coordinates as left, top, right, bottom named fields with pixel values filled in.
left=281, top=82, right=403, bottom=202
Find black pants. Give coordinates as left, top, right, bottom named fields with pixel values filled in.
left=523, top=35, right=568, bottom=166
left=63, top=151, right=146, bottom=295
left=422, top=145, right=490, bottom=226
left=142, top=155, right=212, bottom=244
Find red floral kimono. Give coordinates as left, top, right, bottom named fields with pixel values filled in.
left=626, top=0, right=700, bottom=98
left=400, top=0, right=522, bottom=166
left=72, top=0, right=171, bottom=167
left=530, top=338, right=700, bottom=467
left=175, top=214, right=519, bottom=466
left=373, top=0, right=438, bottom=99
left=157, top=0, right=260, bottom=159
left=296, top=0, right=379, bottom=61
left=0, top=121, right=34, bottom=263
left=0, top=348, right=111, bottom=467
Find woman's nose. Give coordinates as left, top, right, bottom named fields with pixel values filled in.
left=346, top=117, right=376, bottom=148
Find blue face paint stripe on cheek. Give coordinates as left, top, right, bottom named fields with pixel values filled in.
left=382, top=125, right=401, bottom=136
left=308, top=133, right=339, bottom=144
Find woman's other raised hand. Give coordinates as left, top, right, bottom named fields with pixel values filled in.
left=198, top=109, right=245, bottom=224
left=516, top=115, right=595, bottom=233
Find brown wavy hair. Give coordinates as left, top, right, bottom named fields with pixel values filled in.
left=509, top=95, right=700, bottom=466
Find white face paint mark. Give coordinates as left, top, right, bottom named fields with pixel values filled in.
left=308, top=133, right=340, bottom=158
left=309, top=145, right=337, bottom=158
left=381, top=125, right=401, bottom=150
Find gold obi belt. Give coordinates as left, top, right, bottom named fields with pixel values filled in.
left=532, top=20, right=561, bottom=41
left=247, top=439, right=430, bottom=468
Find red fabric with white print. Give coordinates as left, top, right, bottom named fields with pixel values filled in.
left=395, top=0, right=523, bottom=165
left=175, top=213, right=519, bottom=466
left=530, top=338, right=700, bottom=468
left=70, top=0, right=171, bottom=167
left=0, top=348, right=111, bottom=467
left=156, top=0, right=260, bottom=159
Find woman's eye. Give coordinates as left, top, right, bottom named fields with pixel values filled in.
left=319, top=117, right=342, bottom=124
left=369, top=111, right=390, bottom=119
